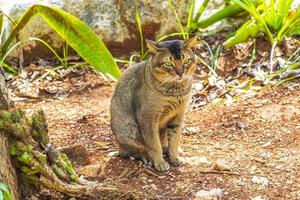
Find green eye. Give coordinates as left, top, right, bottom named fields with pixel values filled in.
left=183, top=59, right=191, bottom=65
left=164, top=62, right=174, bottom=68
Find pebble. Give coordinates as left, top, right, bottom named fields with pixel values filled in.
left=184, top=156, right=210, bottom=166
left=77, top=164, right=101, bottom=177
left=108, top=151, right=119, bottom=157
left=251, top=196, right=266, bottom=200
left=194, top=188, right=222, bottom=200
left=251, top=176, right=269, bottom=186
left=213, top=160, right=231, bottom=171
left=150, top=183, right=158, bottom=190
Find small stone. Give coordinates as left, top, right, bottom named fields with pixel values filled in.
left=148, top=179, right=154, bottom=183
left=251, top=176, right=269, bottom=186
left=251, top=195, right=266, bottom=200
left=77, top=164, right=101, bottom=177
left=150, top=183, right=158, bottom=190
left=213, top=161, right=231, bottom=171
left=108, top=151, right=119, bottom=157
left=184, top=127, right=199, bottom=134
left=236, top=122, right=246, bottom=129
left=184, top=156, right=210, bottom=166
left=194, top=82, right=204, bottom=91
left=261, top=141, right=272, bottom=147
left=232, top=114, right=239, bottom=118
left=194, top=188, right=222, bottom=200
left=95, top=141, right=110, bottom=147
left=260, top=152, right=272, bottom=159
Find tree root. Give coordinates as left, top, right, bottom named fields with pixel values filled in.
left=0, top=109, right=139, bottom=199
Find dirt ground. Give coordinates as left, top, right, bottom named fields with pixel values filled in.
left=13, top=68, right=300, bottom=200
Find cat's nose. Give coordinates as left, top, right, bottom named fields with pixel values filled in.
left=175, top=68, right=184, bottom=77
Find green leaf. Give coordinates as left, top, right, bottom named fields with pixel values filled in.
left=134, top=0, right=144, bottom=57
left=196, top=0, right=261, bottom=29
left=197, top=3, right=244, bottom=29
left=231, top=0, right=274, bottom=43
left=193, top=0, right=210, bottom=23
left=0, top=183, right=12, bottom=200
left=168, top=0, right=187, bottom=39
left=290, top=26, right=300, bottom=35
left=0, top=5, right=121, bottom=80
left=0, top=13, right=3, bottom=34
left=224, top=20, right=260, bottom=47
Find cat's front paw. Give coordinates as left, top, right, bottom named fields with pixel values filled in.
left=154, top=160, right=170, bottom=172
left=169, top=157, right=182, bottom=167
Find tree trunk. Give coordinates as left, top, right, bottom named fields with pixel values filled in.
left=0, top=71, right=20, bottom=200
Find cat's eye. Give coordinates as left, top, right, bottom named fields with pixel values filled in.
left=183, top=58, right=191, bottom=65
left=163, top=62, right=174, bottom=68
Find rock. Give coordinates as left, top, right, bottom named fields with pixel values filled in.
left=58, top=143, right=90, bottom=166
left=236, top=121, right=246, bottom=129
left=150, top=183, right=158, bottom=191
left=108, top=151, right=119, bottom=157
left=193, top=82, right=204, bottom=92
left=184, top=156, right=210, bottom=166
left=251, top=176, right=269, bottom=186
left=194, top=188, right=223, bottom=200
left=77, top=164, right=102, bottom=177
left=3, top=0, right=190, bottom=64
left=184, top=127, right=199, bottom=135
left=212, top=160, right=231, bottom=171
left=251, top=196, right=266, bottom=200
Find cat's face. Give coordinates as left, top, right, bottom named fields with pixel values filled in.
left=146, top=37, right=197, bottom=83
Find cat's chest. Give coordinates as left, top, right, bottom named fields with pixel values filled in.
left=158, top=96, right=187, bottom=127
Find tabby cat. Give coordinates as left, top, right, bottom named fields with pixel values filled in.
left=110, top=36, right=197, bottom=171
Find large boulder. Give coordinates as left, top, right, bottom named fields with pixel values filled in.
left=2, top=0, right=190, bottom=64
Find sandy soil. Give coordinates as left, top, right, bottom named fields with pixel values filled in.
left=15, top=70, right=300, bottom=200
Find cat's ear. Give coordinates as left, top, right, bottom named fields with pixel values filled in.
left=146, top=39, right=160, bottom=54
left=184, top=36, right=198, bottom=49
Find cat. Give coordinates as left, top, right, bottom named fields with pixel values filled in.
left=110, top=36, right=197, bottom=171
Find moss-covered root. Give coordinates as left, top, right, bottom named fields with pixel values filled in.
left=30, top=110, right=50, bottom=145
left=1, top=109, right=79, bottom=184
left=2, top=109, right=139, bottom=199
left=40, top=165, right=139, bottom=200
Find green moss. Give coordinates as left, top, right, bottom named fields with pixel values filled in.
left=0, top=111, right=11, bottom=121
left=18, top=152, right=34, bottom=166
left=13, top=124, right=26, bottom=136
left=34, top=151, right=47, bottom=164
left=0, top=121, right=3, bottom=129
left=31, top=111, right=50, bottom=145
left=27, top=144, right=34, bottom=153
left=21, top=166, right=34, bottom=174
left=10, top=146, right=18, bottom=156
left=21, top=173, right=39, bottom=185
left=10, top=110, right=22, bottom=123
left=52, top=164, right=67, bottom=180
left=15, top=142, right=27, bottom=153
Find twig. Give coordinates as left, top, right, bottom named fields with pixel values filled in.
left=143, top=168, right=161, bottom=178
left=118, top=168, right=130, bottom=179
left=199, top=170, right=240, bottom=176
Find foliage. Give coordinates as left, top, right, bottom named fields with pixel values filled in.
left=194, top=0, right=261, bottom=29
left=0, top=183, right=12, bottom=200
left=165, top=0, right=211, bottom=40
left=224, top=0, right=300, bottom=47
left=134, top=0, right=145, bottom=58
left=0, top=5, right=120, bottom=80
